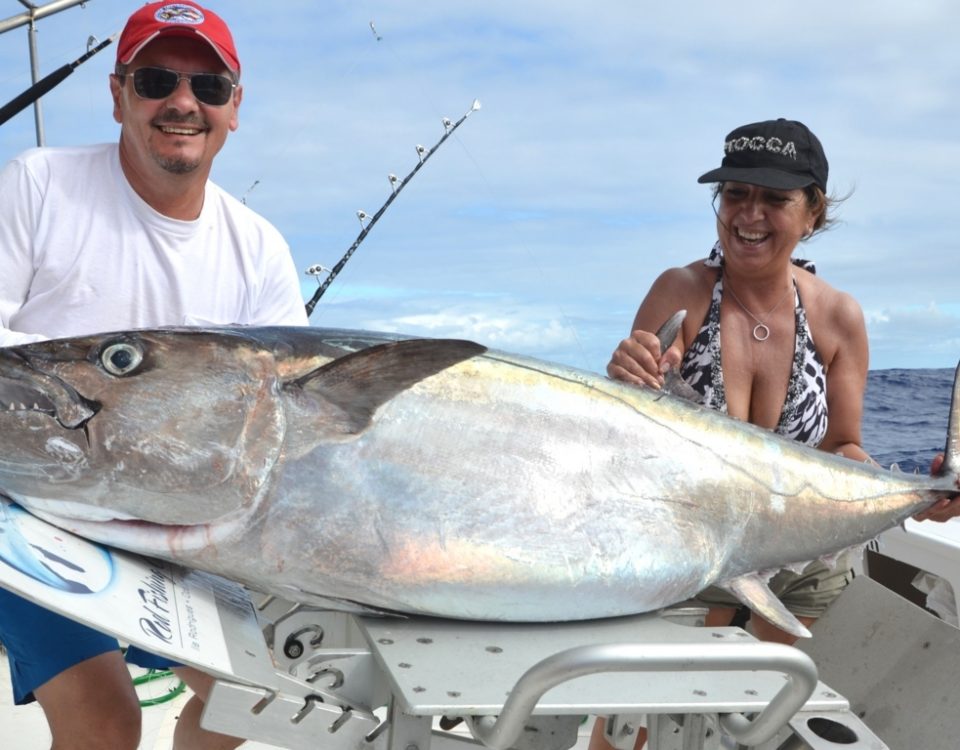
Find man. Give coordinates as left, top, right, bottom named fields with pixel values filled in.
left=0, top=2, right=307, bottom=748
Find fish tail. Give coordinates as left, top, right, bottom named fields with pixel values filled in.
left=941, top=361, right=960, bottom=476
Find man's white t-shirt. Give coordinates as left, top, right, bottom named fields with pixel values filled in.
left=0, top=143, right=307, bottom=345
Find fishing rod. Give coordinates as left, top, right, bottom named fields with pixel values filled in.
left=0, top=33, right=117, bottom=128
left=304, top=98, right=481, bottom=317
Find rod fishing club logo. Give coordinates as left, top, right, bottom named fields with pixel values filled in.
left=155, top=4, right=205, bottom=26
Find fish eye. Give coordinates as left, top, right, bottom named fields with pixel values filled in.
left=100, top=342, right=144, bottom=376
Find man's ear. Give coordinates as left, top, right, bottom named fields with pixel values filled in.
left=109, top=74, right=124, bottom=124
left=229, top=84, right=243, bottom=132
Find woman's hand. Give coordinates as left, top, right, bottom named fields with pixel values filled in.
left=607, top=330, right=680, bottom=389
left=913, top=454, right=960, bottom=522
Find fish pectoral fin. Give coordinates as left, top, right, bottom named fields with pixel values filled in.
left=290, top=338, right=487, bottom=433
left=278, top=586, right=408, bottom=618
left=722, top=573, right=812, bottom=639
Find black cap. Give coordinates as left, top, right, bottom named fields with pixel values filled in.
left=697, top=118, right=828, bottom=192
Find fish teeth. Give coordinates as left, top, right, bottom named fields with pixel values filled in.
left=3, top=401, right=51, bottom=412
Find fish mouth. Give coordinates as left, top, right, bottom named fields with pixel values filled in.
left=15, top=497, right=140, bottom=523
left=17, top=495, right=250, bottom=557
left=0, top=356, right=99, bottom=429
left=0, top=381, right=57, bottom=418
left=24, top=498, right=244, bottom=558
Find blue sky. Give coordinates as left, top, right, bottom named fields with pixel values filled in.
left=2, top=1, right=959, bottom=373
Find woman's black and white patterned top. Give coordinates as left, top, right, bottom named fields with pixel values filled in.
left=678, top=243, right=828, bottom=448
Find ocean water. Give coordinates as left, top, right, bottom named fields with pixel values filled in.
left=862, top=368, right=955, bottom=473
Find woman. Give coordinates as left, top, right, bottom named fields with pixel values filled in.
left=609, top=117, right=865, bottom=642
left=591, top=117, right=959, bottom=750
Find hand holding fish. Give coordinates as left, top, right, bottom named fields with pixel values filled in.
left=607, top=329, right=682, bottom=389
left=913, top=454, right=960, bottom=522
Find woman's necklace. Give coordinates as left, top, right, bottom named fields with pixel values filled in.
left=723, top=274, right=794, bottom=342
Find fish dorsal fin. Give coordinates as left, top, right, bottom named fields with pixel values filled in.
left=722, top=572, right=812, bottom=639
left=289, top=338, right=486, bottom=435
left=940, top=360, right=960, bottom=476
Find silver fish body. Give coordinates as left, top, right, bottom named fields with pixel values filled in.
left=0, top=326, right=957, bottom=633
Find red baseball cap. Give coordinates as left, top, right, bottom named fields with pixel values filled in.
left=116, top=2, right=240, bottom=75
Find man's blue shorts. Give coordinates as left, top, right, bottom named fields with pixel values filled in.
left=0, top=586, right=178, bottom=705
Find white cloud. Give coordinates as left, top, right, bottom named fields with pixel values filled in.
left=372, top=307, right=577, bottom=350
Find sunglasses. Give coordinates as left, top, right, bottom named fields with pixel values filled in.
left=129, top=66, right=236, bottom=107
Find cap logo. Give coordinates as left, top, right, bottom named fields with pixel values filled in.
left=155, top=4, right=205, bottom=25
left=725, top=135, right=798, bottom=160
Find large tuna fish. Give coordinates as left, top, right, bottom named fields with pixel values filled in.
left=0, top=325, right=957, bottom=637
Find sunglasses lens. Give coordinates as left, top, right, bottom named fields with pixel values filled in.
left=130, top=67, right=233, bottom=106
left=190, top=74, right=233, bottom=106
left=132, top=67, right=178, bottom=99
